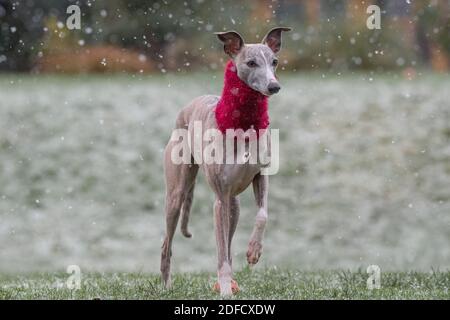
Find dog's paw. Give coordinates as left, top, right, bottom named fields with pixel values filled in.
left=213, top=279, right=240, bottom=295
left=246, top=241, right=263, bottom=265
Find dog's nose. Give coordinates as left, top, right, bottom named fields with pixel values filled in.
left=267, top=83, right=281, bottom=94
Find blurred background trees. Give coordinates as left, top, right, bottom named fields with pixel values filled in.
left=0, top=0, right=449, bottom=73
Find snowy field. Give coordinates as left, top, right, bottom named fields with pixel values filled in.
left=0, top=72, right=449, bottom=274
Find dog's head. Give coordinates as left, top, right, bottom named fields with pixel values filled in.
left=215, top=27, right=291, bottom=96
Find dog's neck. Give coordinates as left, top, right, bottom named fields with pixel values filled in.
left=215, top=60, right=269, bottom=134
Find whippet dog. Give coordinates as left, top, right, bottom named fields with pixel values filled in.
left=161, top=27, right=291, bottom=296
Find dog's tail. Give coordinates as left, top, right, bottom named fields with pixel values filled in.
left=180, top=182, right=195, bottom=238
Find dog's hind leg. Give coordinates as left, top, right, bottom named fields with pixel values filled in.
left=161, top=142, right=198, bottom=289
left=247, top=173, right=268, bottom=265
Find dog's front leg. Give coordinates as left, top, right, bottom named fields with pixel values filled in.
left=247, top=173, right=268, bottom=265
left=214, top=196, right=234, bottom=296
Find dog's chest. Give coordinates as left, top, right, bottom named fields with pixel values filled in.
left=213, top=134, right=269, bottom=195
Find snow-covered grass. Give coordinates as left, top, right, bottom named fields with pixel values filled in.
left=0, top=72, right=449, bottom=275
left=1, top=269, right=449, bottom=299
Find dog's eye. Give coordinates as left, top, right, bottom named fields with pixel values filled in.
left=247, top=60, right=258, bottom=68
left=272, top=59, right=278, bottom=67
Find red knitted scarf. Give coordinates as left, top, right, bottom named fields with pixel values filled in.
left=215, top=61, right=269, bottom=134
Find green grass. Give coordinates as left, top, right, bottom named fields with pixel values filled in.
left=1, top=269, right=449, bottom=299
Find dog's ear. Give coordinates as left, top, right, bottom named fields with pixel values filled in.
left=215, top=31, right=244, bottom=58
left=262, top=27, right=291, bottom=54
